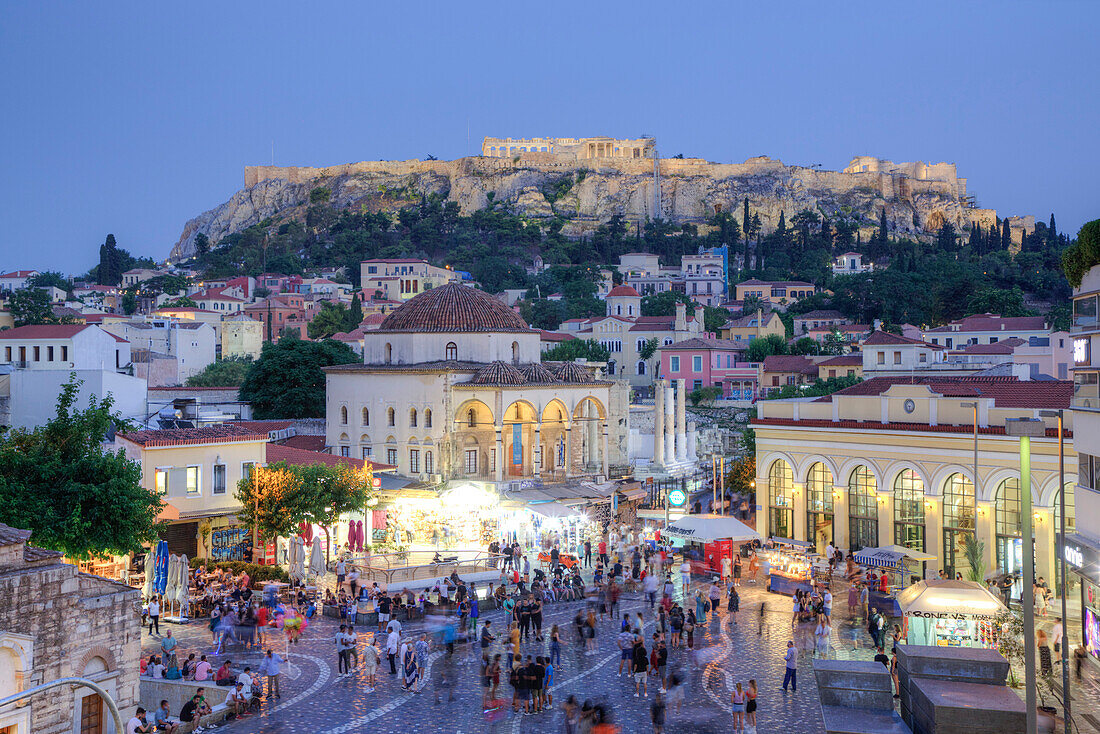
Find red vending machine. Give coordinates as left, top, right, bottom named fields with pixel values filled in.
left=704, top=539, right=733, bottom=574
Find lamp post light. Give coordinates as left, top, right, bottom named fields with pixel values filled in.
left=1039, top=408, right=1070, bottom=732
left=1006, top=417, right=1045, bottom=734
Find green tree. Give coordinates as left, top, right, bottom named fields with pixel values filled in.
left=27, top=271, right=71, bottom=293
left=739, top=427, right=756, bottom=456
left=238, top=335, right=359, bottom=418
left=725, top=457, right=756, bottom=494
left=186, top=356, right=254, bottom=387
left=347, top=293, right=363, bottom=328
left=1001, top=218, right=1012, bottom=251
left=161, top=296, right=198, bottom=309
left=765, top=374, right=862, bottom=400
left=790, top=337, right=820, bottom=355
left=9, top=288, right=75, bottom=326
left=308, top=301, right=354, bottom=339
left=689, top=386, right=722, bottom=406
left=641, top=290, right=694, bottom=317
left=1062, top=219, right=1100, bottom=287
left=194, top=233, right=210, bottom=257
left=526, top=299, right=566, bottom=330
left=703, top=306, right=731, bottom=333
left=639, top=337, right=659, bottom=361
left=541, top=339, right=611, bottom=363
left=97, top=233, right=124, bottom=285
left=965, top=287, right=1035, bottom=317
left=121, top=291, right=138, bottom=315
left=745, top=333, right=788, bottom=362
left=235, top=460, right=372, bottom=557
left=0, top=377, right=163, bottom=558
left=821, top=328, right=846, bottom=355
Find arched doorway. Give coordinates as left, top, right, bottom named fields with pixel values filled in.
left=805, top=462, right=833, bottom=553
left=893, top=469, right=926, bottom=552
left=942, top=473, right=976, bottom=578
left=768, top=460, right=794, bottom=539
left=848, top=466, right=879, bottom=553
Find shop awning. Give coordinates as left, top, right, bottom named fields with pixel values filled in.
left=770, top=536, right=813, bottom=548
left=896, top=579, right=1007, bottom=620
left=527, top=502, right=584, bottom=519
left=664, top=514, right=761, bottom=543
left=854, top=544, right=937, bottom=570
left=156, top=503, right=180, bottom=523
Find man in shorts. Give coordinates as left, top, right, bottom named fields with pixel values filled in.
left=361, top=633, right=380, bottom=691
left=632, top=636, right=649, bottom=698
left=377, top=594, right=391, bottom=633
left=617, top=624, right=635, bottom=674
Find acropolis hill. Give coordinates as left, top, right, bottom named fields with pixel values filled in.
left=170, top=137, right=1032, bottom=261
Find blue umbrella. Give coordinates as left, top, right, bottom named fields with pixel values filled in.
left=154, top=540, right=169, bottom=595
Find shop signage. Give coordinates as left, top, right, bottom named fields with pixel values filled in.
left=211, top=526, right=252, bottom=562
left=668, top=488, right=688, bottom=507
left=908, top=610, right=1002, bottom=621
left=1064, top=538, right=1099, bottom=579
left=1066, top=544, right=1084, bottom=569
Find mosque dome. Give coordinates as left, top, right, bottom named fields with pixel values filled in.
left=377, top=283, right=532, bottom=333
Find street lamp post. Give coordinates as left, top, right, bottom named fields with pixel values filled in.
left=1006, top=417, right=1046, bottom=734
left=1040, top=408, right=1071, bottom=732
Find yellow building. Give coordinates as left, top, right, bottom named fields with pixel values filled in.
left=734, top=279, right=816, bottom=306
left=117, top=425, right=268, bottom=558
left=816, top=354, right=863, bottom=380
left=221, top=311, right=263, bottom=359
left=719, top=309, right=785, bottom=345
left=752, top=376, right=1075, bottom=584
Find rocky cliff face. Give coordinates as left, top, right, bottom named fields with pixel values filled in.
left=170, top=155, right=1007, bottom=261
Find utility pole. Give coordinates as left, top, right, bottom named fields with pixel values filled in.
left=1040, top=409, right=1071, bottom=732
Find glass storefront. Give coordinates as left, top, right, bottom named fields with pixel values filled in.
left=894, top=469, right=926, bottom=552
left=848, top=465, right=878, bottom=553
left=943, top=473, right=976, bottom=578
left=769, top=460, right=794, bottom=540
left=806, top=462, right=833, bottom=554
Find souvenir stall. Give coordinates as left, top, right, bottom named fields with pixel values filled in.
left=853, top=544, right=938, bottom=616
left=497, top=502, right=589, bottom=551
left=897, top=579, right=1006, bottom=648
left=762, top=537, right=816, bottom=596
left=663, top=514, right=761, bottom=574
left=384, top=484, right=500, bottom=550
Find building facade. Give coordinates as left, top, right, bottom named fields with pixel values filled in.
left=658, top=337, right=756, bottom=400
left=753, top=376, right=1075, bottom=584
left=481, top=136, right=655, bottom=160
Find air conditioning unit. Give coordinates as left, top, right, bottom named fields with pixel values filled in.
left=429, top=474, right=442, bottom=484
left=508, top=481, right=522, bottom=492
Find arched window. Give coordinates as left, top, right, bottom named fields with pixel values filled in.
left=340, top=406, right=348, bottom=425
left=806, top=462, right=833, bottom=553
left=893, top=469, right=926, bottom=552
left=445, top=342, right=458, bottom=361
left=361, top=407, right=369, bottom=426
left=467, top=408, right=477, bottom=428
left=512, top=341, right=520, bottom=364
left=848, top=466, right=878, bottom=553
left=995, top=478, right=1022, bottom=578
left=768, top=460, right=794, bottom=539
left=637, top=361, right=646, bottom=376
left=943, top=472, right=976, bottom=578
left=387, top=407, right=395, bottom=427
left=424, top=408, right=432, bottom=428
left=385, top=343, right=392, bottom=364
left=410, top=408, right=418, bottom=427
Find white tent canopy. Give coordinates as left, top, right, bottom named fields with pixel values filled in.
left=528, top=502, right=584, bottom=519
left=664, top=514, right=761, bottom=543
left=896, top=579, right=1007, bottom=620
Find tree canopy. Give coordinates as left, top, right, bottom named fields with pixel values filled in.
left=9, top=288, right=79, bottom=327
left=238, top=335, right=359, bottom=418
left=186, top=356, right=254, bottom=387
left=541, top=338, right=611, bottom=363
left=0, top=377, right=163, bottom=558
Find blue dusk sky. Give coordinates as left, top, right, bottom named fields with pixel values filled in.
left=1, top=1, right=1097, bottom=273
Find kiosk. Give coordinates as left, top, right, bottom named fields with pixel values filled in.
left=897, top=579, right=1006, bottom=648
left=763, top=537, right=815, bottom=596
left=663, top=514, right=761, bottom=574
left=853, top=544, right=938, bottom=616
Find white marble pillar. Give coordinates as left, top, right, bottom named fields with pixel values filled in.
left=601, top=421, right=609, bottom=478
left=687, top=420, right=697, bottom=460
left=664, top=384, right=675, bottom=464
left=533, top=424, right=541, bottom=478
left=675, top=378, right=687, bottom=463
left=587, top=402, right=599, bottom=470
left=494, top=426, right=504, bottom=482
left=563, top=427, right=572, bottom=477
left=653, top=379, right=666, bottom=466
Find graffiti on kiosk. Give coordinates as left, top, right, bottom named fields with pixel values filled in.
left=211, top=526, right=252, bottom=562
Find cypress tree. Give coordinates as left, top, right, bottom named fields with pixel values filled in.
left=1049, top=213, right=1057, bottom=243
left=971, top=221, right=983, bottom=256
left=1001, top=218, right=1012, bottom=250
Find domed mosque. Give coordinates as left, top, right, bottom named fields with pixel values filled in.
left=324, top=283, right=624, bottom=484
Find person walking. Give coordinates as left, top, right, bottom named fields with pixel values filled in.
left=708, top=580, right=722, bottom=621
left=335, top=624, right=350, bottom=676
left=260, top=649, right=283, bottom=699
left=361, top=634, right=380, bottom=692
left=549, top=624, right=562, bottom=669
left=386, top=628, right=400, bottom=675
left=401, top=639, right=418, bottom=691
left=727, top=582, right=740, bottom=624
left=415, top=634, right=430, bottom=692
left=585, top=539, right=593, bottom=568
left=632, top=636, right=649, bottom=698
left=1037, top=628, right=1053, bottom=676
left=782, top=640, right=797, bottom=692
left=148, top=596, right=161, bottom=636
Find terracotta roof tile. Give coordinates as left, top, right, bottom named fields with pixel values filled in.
left=862, top=330, right=942, bottom=348
left=817, top=375, right=1071, bottom=409
left=119, top=424, right=265, bottom=448
left=0, top=324, right=91, bottom=339
left=378, top=283, right=533, bottom=334
left=762, top=355, right=818, bottom=374
left=607, top=285, right=641, bottom=297
left=925, top=314, right=1048, bottom=333
left=752, top=417, right=1070, bottom=438
left=265, top=443, right=394, bottom=471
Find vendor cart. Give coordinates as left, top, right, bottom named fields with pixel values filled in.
left=763, top=537, right=815, bottom=596
left=853, top=544, right=937, bottom=616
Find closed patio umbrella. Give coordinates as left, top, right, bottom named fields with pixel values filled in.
left=176, top=554, right=190, bottom=605
left=165, top=554, right=179, bottom=606
left=142, top=550, right=155, bottom=599
left=153, top=541, right=169, bottom=595
left=309, top=536, right=325, bottom=577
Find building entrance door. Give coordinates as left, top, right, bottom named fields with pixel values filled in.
left=79, top=693, right=103, bottom=734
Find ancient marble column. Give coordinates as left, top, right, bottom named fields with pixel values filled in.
left=533, top=424, right=541, bottom=479
left=664, top=384, right=675, bottom=464
left=587, top=402, right=599, bottom=470
left=495, top=426, right=504, bottom=482
left=653, top=379, right=666, bottom=466
left=601, top=421, right=609, bottom=478
left=675, top=378, right=687, bottom=463
left=687, top=420, right=697, bottom=460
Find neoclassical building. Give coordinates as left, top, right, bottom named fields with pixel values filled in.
left=324, top=284, right=627, bottom=483
left=752, top=376, right=1075, bottom=583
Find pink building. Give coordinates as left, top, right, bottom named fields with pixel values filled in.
left=658, top=337, right=758, bottom=400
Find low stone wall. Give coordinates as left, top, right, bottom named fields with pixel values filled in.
left=139, top=678, right=230, bottom=731
left=813, top=659, right=909, bottom=734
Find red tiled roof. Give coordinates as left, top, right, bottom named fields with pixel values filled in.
left=925, top=314, right=1048, bottom=333
left=280, top=434, right=328, bottom=451
left=0, top=271, right=38, bottom=279
left=752, top=417, right=1070, bottom=438
left=737, top=279, right=815, bottom=288
left=378, top=283, right=533, bottom=334
left=723, top=311, right=781, bottom=329
left=119, top=424, right=265, bottom=448
left=607, top=285, right=641, bottom=297
left=816, top=354, right=862, bottom=366
left=954, top=338, right=1026, bottom=355
left=862, top=330, right=942, bottom=348
left=661, top=337, right=745, bottom=351
left=795, top=310, right=846, bottom=320
left=0, top=324, right=91, bottom=339
left=539, top=330, right=575, bottom=342
left=228, top=420, right=296, bottom=433
left=361, top=258, right=428, bottom=264
left=265, top=443, right=394, bottom=471
left=762, top=355, right=818, bottom=374
left=818, top=375, right=1071, bottom=409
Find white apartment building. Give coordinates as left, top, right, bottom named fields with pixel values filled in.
left=0, top=271, right=39, bottom=293
left=360, top=258, right=461, bottom=301
left=101, top=319, right=216, bottom=381
left=0, top=324, right=131, bottom=371
left=923, top=313, right=1050, bottom=348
